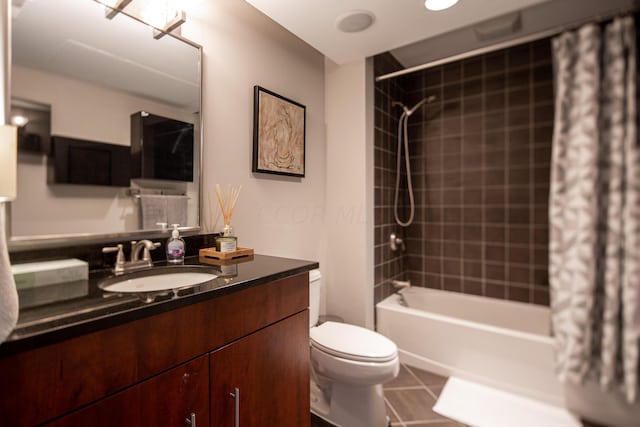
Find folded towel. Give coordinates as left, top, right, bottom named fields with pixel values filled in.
left=139, top=195, right=167, bottom=229
left=0, top=207, right=19, bottom=343
left=166, top=195, right=188, bottom=227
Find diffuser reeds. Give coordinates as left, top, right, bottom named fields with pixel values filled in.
left=215, top=184, right=242, bottom=234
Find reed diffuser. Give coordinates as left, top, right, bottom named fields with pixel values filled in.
left=214, top=184, right=242, bottom=252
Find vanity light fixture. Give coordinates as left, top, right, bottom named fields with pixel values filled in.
left=0, top=125, right=17, bottom=201
left=153, top=9, right=186, bottom=39
left=103, top=0, right=133, bottom=19
left=424, top=0, right=459, bottom=11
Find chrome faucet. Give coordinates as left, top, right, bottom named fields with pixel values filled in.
left=131, top=239, right=161, bottom=262
left=103, top=240, right=160, bottom=275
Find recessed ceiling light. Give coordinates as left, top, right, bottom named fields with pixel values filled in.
left=425, top=0, right=459, bottom=11
left=335, top=10, right=375, bottom=33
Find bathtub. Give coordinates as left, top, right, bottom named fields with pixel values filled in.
left=376, top=287, right=564, bottom=406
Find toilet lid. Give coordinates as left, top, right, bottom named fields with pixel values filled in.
left=310, top=321, right=397, bottom=363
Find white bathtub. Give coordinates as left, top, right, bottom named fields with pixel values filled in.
left=377, top=287, right=640, bottom=426
left=376, top=287, right=564, bottom=406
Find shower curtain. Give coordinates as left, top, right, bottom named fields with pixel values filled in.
left=549, top=16, right=640, bottom=403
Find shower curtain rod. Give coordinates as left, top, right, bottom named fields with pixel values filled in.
left=375, top=8, right=636, bottom=82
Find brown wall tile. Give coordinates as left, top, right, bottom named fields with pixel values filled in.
left=374, top=38, right=553, bottom=307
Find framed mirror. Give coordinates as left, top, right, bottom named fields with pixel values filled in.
left=8, top=0, right=202, bottom=248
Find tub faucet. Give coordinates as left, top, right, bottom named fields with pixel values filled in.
left=389, top=233, right=405, bottom=252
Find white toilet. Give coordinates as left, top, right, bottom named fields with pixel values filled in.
left=309, top=269, right=399, bottom=427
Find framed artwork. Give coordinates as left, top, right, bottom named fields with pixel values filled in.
left=252, top=85, right=306, bottom=177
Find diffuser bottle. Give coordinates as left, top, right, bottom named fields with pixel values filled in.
left=216, top=224, right=237, bottom=253
left=166, top=224, right=185, bottom=263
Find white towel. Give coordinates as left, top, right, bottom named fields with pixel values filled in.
left=0, top=207, right=18, bottom=343
left=166, top=195, right=188, bottom=227
left=139, top=195, right=167, bottom=229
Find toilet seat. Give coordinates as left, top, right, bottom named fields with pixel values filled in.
left=310, top=321, right=397, bottom=363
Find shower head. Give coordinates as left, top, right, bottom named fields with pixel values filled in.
left=392, top=95, right=437, bottom=117
left=406, top=95, right=437, bottom=116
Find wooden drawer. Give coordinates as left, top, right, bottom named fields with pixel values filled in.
left=46, top=355, right=209, bottom=427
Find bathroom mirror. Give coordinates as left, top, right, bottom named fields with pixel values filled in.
left=8, top=0, right=202, bottom=248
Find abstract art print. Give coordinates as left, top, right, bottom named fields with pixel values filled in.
left=252, top=86, right=306, bottom=177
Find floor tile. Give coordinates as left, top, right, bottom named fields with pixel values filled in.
left=386, top=399, right=401, bottom=423
left=385, top=388, right=446, bottom=422
left=427, top=384, right=445, bottom=397
left=385, top=363, right=422, bottom=388
left=406, top=365, right=448, bottom=387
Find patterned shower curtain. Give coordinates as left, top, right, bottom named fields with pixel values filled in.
left=549, top=16, right=640, bottom=403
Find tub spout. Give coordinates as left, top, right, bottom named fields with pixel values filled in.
left=391, top=280, right=411, bottom=290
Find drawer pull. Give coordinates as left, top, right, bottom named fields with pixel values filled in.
left=230, top=387, right=240, bottom=427
left=185, top=412, right=196, bottom=427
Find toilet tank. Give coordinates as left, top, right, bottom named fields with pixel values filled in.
left=309, top=269, right=321, bottom=327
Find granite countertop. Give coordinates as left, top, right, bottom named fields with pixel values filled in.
left=0, top=254, right=318, bottom=357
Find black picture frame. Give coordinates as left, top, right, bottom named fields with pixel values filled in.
left=252, top=85, right=306, bottom=177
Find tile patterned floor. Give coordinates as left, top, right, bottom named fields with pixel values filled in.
left=386, top=365, right=609, bottom=427
left=384, top=364, right=465, bottom=427
left=312, top=363, right=607, bottom=427
left=310, top=363, right=465, bottom=427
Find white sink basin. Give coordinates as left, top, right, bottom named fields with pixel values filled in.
left=100, top=271, right=217, bottom=293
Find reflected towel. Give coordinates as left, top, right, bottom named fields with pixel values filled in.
left=0, top=207, right=19, bottom=343
left=166, top=195, right=188, bottom=227
left=139, top=195, right=167, bottom=229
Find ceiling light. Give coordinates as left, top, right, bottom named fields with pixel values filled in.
left=425, top=0, right=459, bottom=11
left=335, top=10, right=375, bottom=33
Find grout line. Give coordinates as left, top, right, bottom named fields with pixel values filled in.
left=403, top=363, right=428, bottom=386
left=385, top=385, right=428, bottom=391
left=402, top=420, right=451, bottom=425
left=424, top=386, right=439, bottom=400
left=385, top=395, right=406, bottom=427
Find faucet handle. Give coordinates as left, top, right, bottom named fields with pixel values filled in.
left=102, top=244, right=125, bottom=267
left=142, top=241, right=161, bottom=261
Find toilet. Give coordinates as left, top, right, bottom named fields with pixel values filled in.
left=309, top=269, right=399, bottom=427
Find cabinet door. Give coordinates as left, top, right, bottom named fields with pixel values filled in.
left=210, top=311, right=309, bottom=427
left=47, top=355, right=209, bottom=427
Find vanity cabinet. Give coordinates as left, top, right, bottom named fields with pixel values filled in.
left=210, top=311, right=309, bottom=426
left=0, top=272, right=310, bottom=427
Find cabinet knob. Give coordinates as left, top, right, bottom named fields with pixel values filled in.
left=185, top=412, right=196, bottom=427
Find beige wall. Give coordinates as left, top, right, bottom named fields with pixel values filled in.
left=181, top=0, right=327, bottom=267
left=323, top=57, right=374, bottom=328
left=182, top=1, right=378, bottom=326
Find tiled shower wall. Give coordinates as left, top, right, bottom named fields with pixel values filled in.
left=374, top=38, right=554, bottom=306
left=373, top=53, right=406, bottom=303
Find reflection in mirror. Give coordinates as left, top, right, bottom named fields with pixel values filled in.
left=9, top=0, right=201, bottom=244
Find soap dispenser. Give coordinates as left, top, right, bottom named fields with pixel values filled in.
left=166, top=224, right=185, bottom=264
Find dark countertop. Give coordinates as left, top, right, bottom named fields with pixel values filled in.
left=0, top=254, right=318, bottom=357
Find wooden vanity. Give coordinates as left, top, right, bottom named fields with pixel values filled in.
left=0, top=257, right=313, bottom=427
